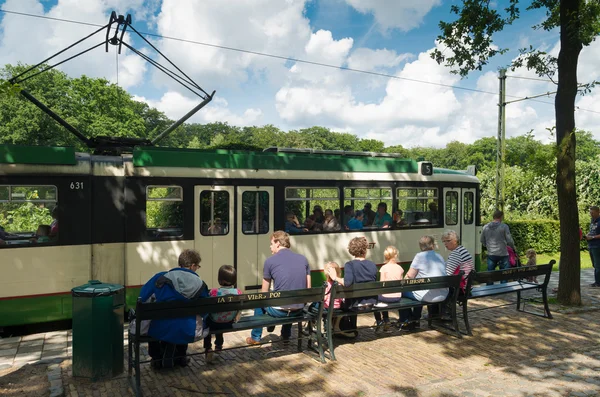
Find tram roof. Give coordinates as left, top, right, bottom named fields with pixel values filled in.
left=133, top=146, right=422, bottom=173
left=0, top=145, right=76, bottom=165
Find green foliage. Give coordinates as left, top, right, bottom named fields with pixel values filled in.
left=505, top=220, right=560, bottom=254
left=0, top=203, right=53, bottom=233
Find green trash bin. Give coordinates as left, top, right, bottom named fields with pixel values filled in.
left=72, top=280, right=125, bottom=381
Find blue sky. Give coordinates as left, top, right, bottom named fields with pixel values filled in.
left=0, top=0, right=598, bottom=147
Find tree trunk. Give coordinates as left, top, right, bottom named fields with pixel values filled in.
left=556, top=0, right=583, bottom=306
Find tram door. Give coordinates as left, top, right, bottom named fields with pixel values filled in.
left=443, top=187, right=461, bottom=242
left=194, top=186, right=235, bottom=288
left=236, top=187, right=274, bottom=291
left=461, top=188, right=477, bottom=258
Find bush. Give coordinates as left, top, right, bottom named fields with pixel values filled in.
left=505, top=220, right=560, bottom=254
left=502, top=220, right=589, bottom=254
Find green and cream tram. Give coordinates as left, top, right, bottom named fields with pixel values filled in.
left=0, top=144, right=481, bottom=327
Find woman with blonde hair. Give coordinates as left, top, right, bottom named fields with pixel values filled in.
left=374, top=246, right=404, bottom=332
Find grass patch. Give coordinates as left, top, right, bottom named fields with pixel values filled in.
left=522, top=251, right=594, bottom=272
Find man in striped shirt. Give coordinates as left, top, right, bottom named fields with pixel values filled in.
left=442, top=230, right=474, bottom=291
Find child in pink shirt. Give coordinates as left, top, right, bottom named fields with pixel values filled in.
left=374, top=246, right=405, bottom=332
left=324, top=261, right=342, bottom=309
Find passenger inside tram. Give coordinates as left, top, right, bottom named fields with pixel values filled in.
left=285, top=212, right=308, bottom=233
left=31, top=224, right=51, bottom=243
left=373, top=202, right=392, bottom=229
left=305, top=205, right=324, bottom=231
left=207, top=218, right=223, bottom=235
left=323, top=209, right=341, bottom=231
left=392, top=210, right=408, bottom=228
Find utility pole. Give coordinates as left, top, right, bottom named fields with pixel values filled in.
left=495, top=69, right=506, bottom=211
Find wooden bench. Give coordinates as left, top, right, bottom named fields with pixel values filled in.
left=128, top=286, right=326, bottom=397
left=460, top=260, right=555, bottom=336
left=324, top=274, right=463, bottom=360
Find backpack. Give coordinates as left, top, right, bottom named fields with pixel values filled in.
left=507, top=246, right=518, bottom=267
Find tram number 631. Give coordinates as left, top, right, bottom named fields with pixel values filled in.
left=70, top=182, right=84, bottom=190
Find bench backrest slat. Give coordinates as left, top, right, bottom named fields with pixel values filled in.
left=332, top=274, right=462, bottom=300
left=471, top=262, right=554, bottom=285
left=135, top=286, right=326, bottom=321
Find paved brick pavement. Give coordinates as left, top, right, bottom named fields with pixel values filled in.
left=1, top=269, right=600, bottom=397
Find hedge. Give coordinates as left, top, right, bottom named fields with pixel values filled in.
left=499, top=220, right=589, bottom=254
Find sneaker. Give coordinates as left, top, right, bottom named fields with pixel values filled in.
left=374, top=321, right=385, bottom=333
left=176, top=357, right=190, bottom=367
left=205, top=348, right=214, bottom=363
left=215, top=345, right=223, bottom=352
left=396, top=322, right=412, bottom=331
left=245, top=337, right=261, bottom=346
left=374, top=302, right=388, bottom=308
left=383, top=322, right=392, bottom=333
left=266, top=325, right=276, bottom=332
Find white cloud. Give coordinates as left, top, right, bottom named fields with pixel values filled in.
left=345, top=0, right=441, bottom=32
left=150, top=0, right=312, bottom=91
left=133, top=92, right=262, bottom=126
left=276, top=42, right=462, bottom=145
left=347, top=48, right=413, bottom=71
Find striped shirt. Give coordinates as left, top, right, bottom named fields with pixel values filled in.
left=446, top=245, right=474, bottom=289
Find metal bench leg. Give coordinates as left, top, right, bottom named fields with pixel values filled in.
left=463, top=300, right=472, bottom=336
left=314, top=318, right=326, bottom=363
left=517, top=290, right=522, bottom=312
left=451, top=302, right=462, bottom=338
left=127, top=334, right=132, bottom=377
left=135, top=340, right=142, bottom=397
left=326, top=316, right=336, bottom=361
left=297, top=321, right=303, bottom=352
left=542, top=288, right=553, bottom=319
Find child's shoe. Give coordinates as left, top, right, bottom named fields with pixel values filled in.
left=205, top=348, right=214, bottom=363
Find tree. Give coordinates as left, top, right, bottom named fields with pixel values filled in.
left=432, top=0, right=600, bottom=305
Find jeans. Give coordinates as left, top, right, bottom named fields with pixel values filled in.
left=590, top=247, right=600, bottom=285
left=399, top=291, right=422, bottom=323
left=250, top=307, right=302, bottom=342
left=487, top=255, right=510, bottom=285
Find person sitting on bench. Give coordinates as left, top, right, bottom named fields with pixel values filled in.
left=398, top=235, right=448, bottom=330
left=246, top=231, right=311, bottom=345
left=139, top=249, right=209, bottom=369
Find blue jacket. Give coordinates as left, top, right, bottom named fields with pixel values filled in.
left=139, top=267, right=208, bottom=344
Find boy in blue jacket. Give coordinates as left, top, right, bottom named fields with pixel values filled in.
left=139, top=249, right=208, bottom=368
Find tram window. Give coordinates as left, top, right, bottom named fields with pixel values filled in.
left=0, top=185, right=58, bottom=247
left=242, top=191, right=269, bottom=234
left=343, top=188, right=393, bottom=229
left=146, top=186, right=184, bottom=239
left=200, top=190, right=230, bottom=236
left=445, top=191, right=459, bottom=226
left=464, top=192, right=474, bottom=225
left=285, top=187, right=339, bottom=233
left=396, top=188, right=439, bottom=226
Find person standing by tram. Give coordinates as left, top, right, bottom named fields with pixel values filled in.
left=586, top=205, right=600, bottom=288
left=246, top=231, right=311, bottom=345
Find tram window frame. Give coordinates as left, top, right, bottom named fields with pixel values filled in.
left=242, top=191, right=270, bottom=235
left=396, top=187, right=439, bottom=227
left=199, top=190, right=230, bottom=236
left=343, top=187, right=393, bottom=229
left=145, top=185, right=184, bottom=239
left=0, top=185, right=58, bottom=247
left=464, top=191, right=474, bottom=225
left=445, top=191, right=459, bottom=226
left=284, top=187, right=340, bottom=234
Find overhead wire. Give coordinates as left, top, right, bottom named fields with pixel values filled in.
left=1, top=8, right=599, bottom=114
